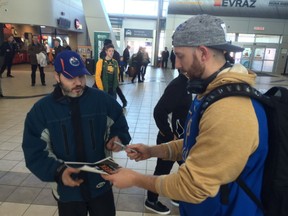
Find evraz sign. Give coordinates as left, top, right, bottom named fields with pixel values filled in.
left=214, top=0, right=257, bottom=7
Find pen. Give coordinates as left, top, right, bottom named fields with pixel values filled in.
left=113, top=141, right=138, bottom=153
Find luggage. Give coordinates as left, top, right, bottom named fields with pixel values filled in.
left=128, top=66, right=137, bottom=77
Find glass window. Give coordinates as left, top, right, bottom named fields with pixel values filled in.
left=262, top=61, right=274, bottom=72
left=238, top=34, right=255, bottom=43
left=103, top=0, right=125, bottom=14
left=254, top=48, right=265, bottom=60
left=251, top=61, right=263, bottom=71
left=104, top=0, right=158, bottom=16
left=255, top=35, right=280, bottom=43
left=264, top=48, right=276, bottom=60
left=162, top=0, right=169, bottom=17
left=124, top=0, right=158, bottom=16
left=159, top=31, right=165, bottom=57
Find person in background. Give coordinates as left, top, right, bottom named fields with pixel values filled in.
left=170, top=48, right=176, bottom=69
left=95, top=44, right=119, bottom=99
left=119, top=56, right=125, bottom=83
left=123, top=45, right=130, bottom=72
left=102, top=14, right=268, bottom=216
left=63, top=39, right=72, bottom=51
left=100, top=39, right=128, bottom=108
left=53, top=38, right=65, bottom=59
left=131, top=47, right=143, bottom=83
left=224, top=52, right=235, bottom=64
left=44, top=40, right=51, bottom=64
left=145, top=69, right=192, bottom=215
left=0, top=35, right=17, bottom=78
left=28, top=35, right=46, bottom=86
left=44, top=40, right=50, bottom=54
left=52, top=38, right=66, bottom=86
left=141, top=47, right=150, bottom=81
left=22, top=50, right=131, bottom=216
left=161, top=47, right=169, bottom=69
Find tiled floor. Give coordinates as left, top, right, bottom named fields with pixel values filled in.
left=0, top=63, right=288, bottom=216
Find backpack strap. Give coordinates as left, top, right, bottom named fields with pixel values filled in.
left=200, top=83, right=271, bottom=116
left=236, top=178, right=265, bottom=212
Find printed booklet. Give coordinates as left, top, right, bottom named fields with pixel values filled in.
left=65, top=157, right=120, bottom=175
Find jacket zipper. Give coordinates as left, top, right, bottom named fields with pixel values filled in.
left=89, top=120, right=96, bottom=150
left=61, top=124, right=70, bottom=155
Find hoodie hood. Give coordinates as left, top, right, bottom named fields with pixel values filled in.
left=200, top=63, right=256, bottom=97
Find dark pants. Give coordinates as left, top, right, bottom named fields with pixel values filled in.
left=171, top=60, right=175, bottom=69
left=131, top=64, right=142, bottom=82
left=31, top=64, right=45, bottom=85
left=108, top=88, right=117, bottom=100
left=141, top=63, right=148, bottom=80
left=0, top=57, right=13, bottom=76
left=57, top=189, right=115, bottom=216
left=116, top=86, right=127, bottom=104
left=119, top=68, right=124, bottom=82
left=147, top=132, right=183, bottom=202
left=162, top=60, right=168, bottom=68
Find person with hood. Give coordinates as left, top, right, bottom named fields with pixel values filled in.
left=102, top=14, right=268, bottom=216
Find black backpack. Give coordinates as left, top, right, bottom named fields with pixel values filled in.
left=200, top=83, right=288, bottom=216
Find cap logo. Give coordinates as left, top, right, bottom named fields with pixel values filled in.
left=69, top=56, right=80, bottom=67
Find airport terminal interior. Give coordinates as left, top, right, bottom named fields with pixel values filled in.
left=1, top=64, right=288, bottom=216
left=1, top=0, right=288, bottom=215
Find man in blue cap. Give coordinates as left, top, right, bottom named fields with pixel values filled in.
left=22, top=50, right=131, bottom=216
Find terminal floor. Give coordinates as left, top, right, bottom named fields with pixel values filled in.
left=0, top=64, right=288, bottom=216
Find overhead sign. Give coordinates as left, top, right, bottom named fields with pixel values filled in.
left=268, top=1, right=288, bottom=6
left=254, top=26, right=265, bottom=30
left=57, top=18, right=71, bottom=29
left=214, top=0, right=256, bottom=7
left=124, top=29, right=153, bottom=38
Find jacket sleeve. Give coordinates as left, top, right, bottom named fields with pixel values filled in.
left=22, top=104, right=63, bottom=182
left=105, top=96, right=131, bottom=145
left=95, top=59, right=104, bottom=90
left=155, top=97, right=259, bottom=203
left=153, top=83, right=182, bottom=141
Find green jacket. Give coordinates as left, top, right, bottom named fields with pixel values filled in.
left=95, top=58, right=119, bottom=92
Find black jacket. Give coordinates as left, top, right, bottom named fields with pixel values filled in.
left=123, top=48, right=130, bottom=62
left=153, top=73, right=192, bottom=141
left=0, top=41, right=17, bottom=63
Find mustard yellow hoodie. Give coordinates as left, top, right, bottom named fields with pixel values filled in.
left=155, top=63, right=260, bottom=203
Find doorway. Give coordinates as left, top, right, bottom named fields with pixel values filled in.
left=239, top=45, right=278, bottom=73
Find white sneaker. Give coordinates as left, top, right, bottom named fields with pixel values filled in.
left=170, top=199, right=179, bottom=207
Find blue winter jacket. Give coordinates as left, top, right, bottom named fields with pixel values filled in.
left=22, top=85, right=131, bottom=202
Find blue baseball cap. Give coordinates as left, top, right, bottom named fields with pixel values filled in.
left=54, top=50, right=91, bottom=79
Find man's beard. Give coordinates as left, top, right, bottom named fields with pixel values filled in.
left=187, top=53, right=205, bottom=80
left=59, top=82, right=85, bottom=98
